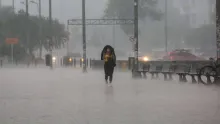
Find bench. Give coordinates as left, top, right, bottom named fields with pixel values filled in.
left=149, top=64, right=163, bottom=79
left=141, top=64, right=150, bottom=78
left=161, top=63, right=175, bottom=81
left=174, top=63, right=191, bottom=82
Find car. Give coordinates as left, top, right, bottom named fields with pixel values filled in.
left=163, top=49, right=204, bottom=61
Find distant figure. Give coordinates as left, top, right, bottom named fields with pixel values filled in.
left=101, top=45, right=116, bottom=86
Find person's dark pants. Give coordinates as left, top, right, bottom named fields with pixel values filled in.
left=104, top=64, right=114, bottom=83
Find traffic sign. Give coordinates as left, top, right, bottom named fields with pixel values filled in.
left=5, top=38, right=18, bottom=44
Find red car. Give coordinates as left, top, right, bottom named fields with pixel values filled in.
left=163, top=49, right=204, bottom=61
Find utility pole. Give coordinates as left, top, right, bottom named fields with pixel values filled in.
left=112, top=12, right=116, bottom=48
left=216, top=0, right=220, bottom=58
left=82, top=0, right=87, bottom=72
left=38, top=0, right=42, bottom=58
left=133, top=0, right=139, bottom=77
left=26, top=0, right=30, bottom=54
left=164, top=0, right=168, bottom=55
left=30, top=0, right=42, bottom=58
left=49, top=0, right=53, bottom=69
left=12, top=0, right=15, bottom=11
left=66, top=23, right=69, bottom=54
left=10, top=0, right=15, bottom=64
left=112, top=23, right=116, bottom=48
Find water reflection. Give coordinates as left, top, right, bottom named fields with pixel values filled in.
left=104, top=86, right=114, bottom=103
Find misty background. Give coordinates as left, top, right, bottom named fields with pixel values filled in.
left=0, top=0, right=216, bottom=59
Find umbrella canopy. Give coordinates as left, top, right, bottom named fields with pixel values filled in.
left=101, top=45, right=116, bottom=63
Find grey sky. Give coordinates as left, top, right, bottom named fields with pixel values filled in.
left=1, top=0, right=107, bottom=24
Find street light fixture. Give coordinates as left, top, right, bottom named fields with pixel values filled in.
left=20, top=0, right=30, bottom=55
left=20, top=1, right=25, bottom=5
left=30, top=0, right=37, bottom=4
left=49, top=0, right=53, bottom=69
left=21, top=1, right=39, bottom=10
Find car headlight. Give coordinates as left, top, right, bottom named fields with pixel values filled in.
left=143, top=56, right=149, bottom=61
left=69, top=58, right=72, bottom=62
left=52, top=57, right=56, bottom=62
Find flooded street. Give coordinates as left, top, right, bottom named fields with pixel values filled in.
left=1, top=68, right=220, bottom=124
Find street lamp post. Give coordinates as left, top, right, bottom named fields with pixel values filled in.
left=12, top=0, right=15, bottom=11
left=112, top=22, right=116, bottom=48
left=39, top=0, right=42, bottom=58
left=217, top=0, right=220, bottom=58
left=66, top=22, right=69, bottom=54
left=20, top=0, right=31, bottom=64
left=49, top=0, right=53, bottom=69
left=112, top=12, right=116, bottom=48
left=30, top=0, right=42, bottom=58
left=26, top=0, right=30, bottom=55
left=82, top=0, right=87, bottom=73
left=133, top=0, right=139, bottom=77
left=164, top=0, right=168, bottom=55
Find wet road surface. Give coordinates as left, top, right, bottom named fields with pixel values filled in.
left=0, top=68, right=220, bottom=124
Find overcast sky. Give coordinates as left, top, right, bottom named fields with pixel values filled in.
left=1, top=0, right=108, bottom=24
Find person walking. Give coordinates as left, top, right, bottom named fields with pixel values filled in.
left=101, top=45, right=116, bottom=86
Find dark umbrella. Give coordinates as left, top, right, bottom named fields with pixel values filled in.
left=101, top=45, right=116, bottom=64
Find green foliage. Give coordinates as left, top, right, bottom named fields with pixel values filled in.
left=104, top=0, right=162, bottom=35
left=0, top=6, right=68, bottom=58
left=0, top=44, right=26, bottom=61
left=0, top=6, right=14, bottom=21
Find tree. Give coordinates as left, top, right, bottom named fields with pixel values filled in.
left=0, top=6, right=14, bottom=43
left=0, top=6, right=68, bottom=59
left=0, top=6, right=14, bottom=21
left=104, top=0, right=162, bottom=35
left=0, top=44, right=26, bottom=61
left=40, top=18, right=68, bottom=50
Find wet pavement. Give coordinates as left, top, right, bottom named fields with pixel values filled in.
left=0, top=68, right=220, bottom=124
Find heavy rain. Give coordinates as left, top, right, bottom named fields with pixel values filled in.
left=0, top=0, right=220, bottom=124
